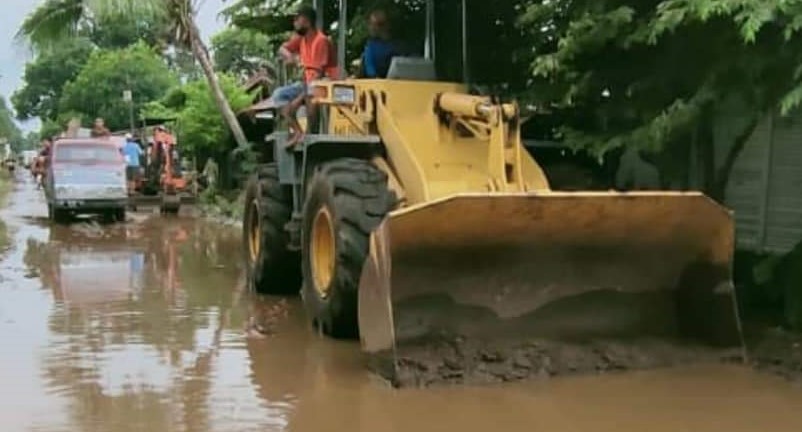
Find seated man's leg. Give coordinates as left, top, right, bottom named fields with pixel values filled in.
left=271, top=82, right=304, bottom=139
left=284, top=90, right=307, bottom=147
left=301, top=79, right=326, bottom=137
left=270, top=82, right=303, bottom=106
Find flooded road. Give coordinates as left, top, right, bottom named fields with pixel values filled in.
left=2, top=173, right=802, bottom=432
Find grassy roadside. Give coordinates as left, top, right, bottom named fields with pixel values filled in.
left=0, top=171, right=9, bottom=198
left=0, top=170, right=11, bottom=251
left=199, top=187, right=245, bottom=227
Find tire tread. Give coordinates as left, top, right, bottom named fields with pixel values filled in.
left=244, top=163, right=301, bottom=294
left=302, top=158, right=396, bottom=338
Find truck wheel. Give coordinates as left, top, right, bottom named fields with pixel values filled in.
left=301, top=158, right=396, bottom=338
left=243, top=163, right=301, bottom=294
left=160, top=205, right=179, bottom=215
left=49, top=205, right=69, bottom=224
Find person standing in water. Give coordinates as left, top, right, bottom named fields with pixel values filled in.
left=122, top=133, right=143, bottom=194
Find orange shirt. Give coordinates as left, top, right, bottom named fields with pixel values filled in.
left=284, top=30, right=339, bottom=82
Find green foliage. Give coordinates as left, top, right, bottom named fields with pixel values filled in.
left=0, top=97, right=23, bottom=151
left=753, top=255, right=783, bottom=289
left=783, top=246, right=802, bottom=331
left=20, top=132, right=41, bottom=151
left=220, top=0, right=297, bottom=36
left=13, top=2, right=174, bottom=137
left=18, top=0, right=252, bottom=148
left=58, top=42, right=178, bottom=131
left=211, top=27, right=276, bottom=75
left=199, top=184, right=219, bottom=204
left=521, top=0, right=802, bottom=160
left=0, top=171, right=9, bottom=251
left=12, top=38, right=94, bottom=122
left=165, top=48, right=203, bottom=81
left=748, top=241, right=802, bottom=331
left=177, top=75, right=253, bottom=152
left=202, top=189, right=246, bottom=220
left=145, top=75, right=252, bottom=153
left=39, top=119, right=64, bottom=140
left=16, top=0, right=85, bottom=51
left=141, top=100, right=179, bottom=121
left=86, top=11, right=171, bottom=49
left=17, top=0, right=166, bottom=52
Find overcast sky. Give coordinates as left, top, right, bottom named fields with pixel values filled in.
left=0, top=0, right=228, bottom=132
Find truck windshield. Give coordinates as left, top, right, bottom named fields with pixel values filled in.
left=54, top=144, right=121, bottom=163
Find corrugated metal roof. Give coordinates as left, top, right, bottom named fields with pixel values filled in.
left=722, top=110, right=802, bottom=253
left=723, top=114, right=771, bottom=251
left=763, top=114, right=802, bottom=252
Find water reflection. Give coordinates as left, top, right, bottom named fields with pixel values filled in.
left=11, top=199, right=802, bottom=432
left=23, top=217, right=281, bottom=432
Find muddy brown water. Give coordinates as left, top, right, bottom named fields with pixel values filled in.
left=2, top=173, right=802, bottom=432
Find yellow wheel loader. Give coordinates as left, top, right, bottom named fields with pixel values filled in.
left=243, top=0, right=743, bottom=384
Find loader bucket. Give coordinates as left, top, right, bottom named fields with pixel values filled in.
left=358, top=192, right=744, bottom=385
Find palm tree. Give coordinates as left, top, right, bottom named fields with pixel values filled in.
left=18, top=0, right=249, bottom=148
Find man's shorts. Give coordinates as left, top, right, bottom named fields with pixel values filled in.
left=126, top=166, right=140, bottom=181
left=270, top=82, right=310, bottom=107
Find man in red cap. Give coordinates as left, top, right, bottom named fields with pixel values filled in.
left=270, top=5, right=338, bottom=147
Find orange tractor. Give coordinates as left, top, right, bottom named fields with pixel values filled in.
left=131, top=123, right=196, bottom=213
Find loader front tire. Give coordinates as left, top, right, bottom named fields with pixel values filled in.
left=243, top=163, right=301, bottom=295
left=301, top=158, right=395, bottom=339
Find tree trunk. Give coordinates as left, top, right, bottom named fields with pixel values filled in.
left=711, top=115, right=760, bottom=201
left=696, top=107, right=716, bottom=193
left=188, top=22, right=248, bottom=148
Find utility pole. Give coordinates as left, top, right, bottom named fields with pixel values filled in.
left=124, top=66, right=135, bottom=135
left=123, top=89, right=134, bottom=134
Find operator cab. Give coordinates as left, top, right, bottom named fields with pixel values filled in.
left=302, top=0, right=461, bottom=84
left=385, top=57, right=437, bottom=81
left=275, top=0, right=466, bottom=133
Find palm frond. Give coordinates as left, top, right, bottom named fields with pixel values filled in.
left=162, top=0, right=202, bottom=47
left=17, top=0, right=169, bottom=51
left=85, top=0, right=163, bottom=17
left=16, top=0, right=85, bottom=51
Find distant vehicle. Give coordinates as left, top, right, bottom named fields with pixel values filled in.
left=2, top=143, right=15, bottom=173
left=3, top=157, right=16, bottom=173
left=44, top=138, right=127, bottom=223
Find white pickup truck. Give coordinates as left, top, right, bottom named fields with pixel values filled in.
left=45, top=138, right=127, bottom=222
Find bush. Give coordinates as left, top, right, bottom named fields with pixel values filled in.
left=779, top=244, right=802, bottom=331
left=745, top=242, right=802, bottom=331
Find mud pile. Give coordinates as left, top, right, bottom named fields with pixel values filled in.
left=390, top=334, right=741, bottom=388
left=744, top=327, right=802, bottom=382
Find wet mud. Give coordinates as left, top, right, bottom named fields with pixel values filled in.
left=743, top=327, right=802, bottom=382
left=391, top=334, right=739, bottom=388
left=389, top=327, right=802, bottom=388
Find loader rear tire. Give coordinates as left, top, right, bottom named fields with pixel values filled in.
left=301, top=158, right=396, bottom=338
left=243, top=163, right=301, bottom=294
